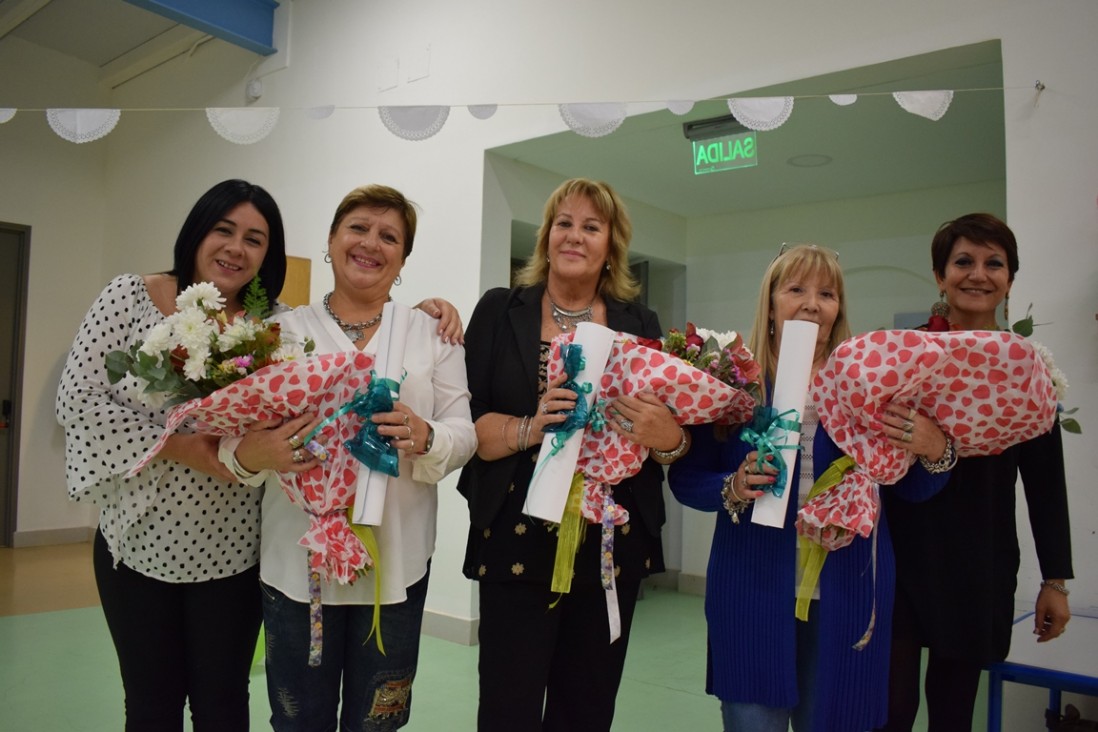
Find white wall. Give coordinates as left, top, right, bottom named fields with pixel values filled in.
left=2, top=0, right=1095, bottom=723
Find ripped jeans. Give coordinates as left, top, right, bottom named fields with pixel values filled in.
left=261, top=567, right=430, bottom=732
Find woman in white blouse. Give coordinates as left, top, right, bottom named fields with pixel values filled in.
left=230, top=184, right=476, bottom=731
left=56, top=179, right=300, bottom=731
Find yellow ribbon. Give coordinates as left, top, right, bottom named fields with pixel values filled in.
left=550, top=473, right=586, bottom=596
left=795, top=455, right=856, bottom=622
left=345, top=507, right=385, bottom=655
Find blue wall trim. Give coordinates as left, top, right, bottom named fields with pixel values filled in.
left=124, top=0, right=279, bottom=56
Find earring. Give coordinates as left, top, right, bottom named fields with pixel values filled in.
left=394, top=275, right=402, bottom=286
left=1002, top=294, right=1009, bottom=329
left=323, top=251, right=332, bottom=264
left=768, top=320, right=775, bottom=336
left=605, top=262, right=610, bottom=272
left=928, top=291, right=950, bottom=332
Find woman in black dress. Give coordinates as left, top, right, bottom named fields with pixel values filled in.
left=878, top=213, right=1073, bottom=732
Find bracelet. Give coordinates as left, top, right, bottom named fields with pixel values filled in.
left=720, top=472, right=753, bottom=525
left=517, top=415, right=532, bottom=452
left=501, top=416, right=517, bottom=453
left=651, top=427, right=690, bottom=464
left=1040, top=580, right=1070, bottom=596
left=918, top=437, right=958, bottom=474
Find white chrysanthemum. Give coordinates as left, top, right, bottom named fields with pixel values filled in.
left=695, top=327, right=740, bottom=348
left=176, top=282, right=225, bottom=312
left=174, top=308, right=217, bottom=353
left=1032, top=341, right=1068, bottom=401
left=183, top=347, right=211, bottom=381
left=139, top=321, right=175, bottom=356
left=218, top=318, right=259, bottom=350
left=271, top=342, right=308, bottom=363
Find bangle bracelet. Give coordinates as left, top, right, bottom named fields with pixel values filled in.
left=720, top=472, right=752, bottom=524
left=651, top=427, right=689, bottom=463
left=918, top=437, right=957, bottom=474
left=1040, top=580, right=1070, bottom=596
left=501, top=417, right=516, bottom=453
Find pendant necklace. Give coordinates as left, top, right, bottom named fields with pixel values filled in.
left=549, top=295, right=595, bottom=332
left=323, top=292, right=389, bottom=341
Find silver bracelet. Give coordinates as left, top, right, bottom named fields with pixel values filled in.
left=1040, top=580, right=1070, bottom=596
left=918, top=437, right=957, bottom=474
left=651, top=427, right=689, bottom=463
left=720, top=472, right=753, bottom=525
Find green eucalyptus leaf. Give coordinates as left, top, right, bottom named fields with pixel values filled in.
left=1060, top=417, right=1081, bottom=434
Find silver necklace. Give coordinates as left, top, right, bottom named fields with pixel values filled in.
left=323, top=292, right=388, bottom=341
left=549, top=297, right=594, bottom=332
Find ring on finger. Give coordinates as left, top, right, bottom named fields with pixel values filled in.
left=288, top=434, right=303, bottom=449
left=291, top=448, right=305, bottom=463
left=405, top=425, right=413, bottom=439
left=408, top=439, right=416, bottom=451
left=620, top=418, right=635, bottom=433
left=901, top=431, right=913, bottom=443
left=401, top=414, right=409, bottom=426
left=902, top=419, right=914, bottom=432
left=541, top=403, right=549, bottom=415
left=908, top=407, right=917, bottom=420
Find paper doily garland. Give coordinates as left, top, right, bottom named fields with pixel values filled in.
left=666, top=100, right=695, bottom=116
left=727, top=97, right=794, bottom=131
left=0, top=109, right=15, bottom=124
left=378, top=106, right=450, bottom=141
left=467, top=104, right=498, bottom=120
left=559, top=102, right=627, bottom=138
left=829, top=94, right=859, bottom=107
left=893, top=91, right=954, bottom=121
left=206, top=107, right=280, bottom=144
left=46, top=108, right=121, bottom=143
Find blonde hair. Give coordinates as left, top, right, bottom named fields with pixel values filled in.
left=512, top=178, right=640, bottom=301
left=747, top=244, right=850, bottom=402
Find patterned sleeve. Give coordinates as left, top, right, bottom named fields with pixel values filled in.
left=55, top=274, right=170, bottom=503
left=410, top=332, right=477, bottom=485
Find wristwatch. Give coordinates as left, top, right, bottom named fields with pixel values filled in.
left=418, top=425, right=435, bottom=455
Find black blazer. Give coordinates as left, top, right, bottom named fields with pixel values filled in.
left=456, top=284, right=667, bottom=538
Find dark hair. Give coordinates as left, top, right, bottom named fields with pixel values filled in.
left=930, top=213, right=1019, bottom=283
left=169, top=179, right=287, bottom=310
left=328, top=184, right=418, bottom=260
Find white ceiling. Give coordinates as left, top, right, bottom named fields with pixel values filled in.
left=491, top=41, right=1005, bottom=220
left=1, top=3, right=1005, bottom=222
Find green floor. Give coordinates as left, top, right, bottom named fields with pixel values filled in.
left=0, top=585, right=720, bottom=731
left=0, top=584, right=966, bottom=730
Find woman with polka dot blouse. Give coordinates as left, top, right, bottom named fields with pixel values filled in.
left=56, top=179, right=294, bottom=731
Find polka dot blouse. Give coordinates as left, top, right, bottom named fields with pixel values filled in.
left=56, top=274, right=260, bottom=583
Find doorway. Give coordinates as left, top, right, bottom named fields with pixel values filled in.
left=0, top=222, right=30, bottom=547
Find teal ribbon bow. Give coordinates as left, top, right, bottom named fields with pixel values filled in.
left=739, top=405, right=803, bottom=497
left=542, top=343, right=593, bottom=434
left=303, top=371, right=403, bottom=477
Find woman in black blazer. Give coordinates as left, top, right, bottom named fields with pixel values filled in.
left=457, top=178, right=688, bottom=732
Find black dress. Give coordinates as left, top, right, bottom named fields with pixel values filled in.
left=882, top=423, right=1073, bottom=664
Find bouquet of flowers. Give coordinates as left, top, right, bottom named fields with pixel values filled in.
left=803, top=328, right=1059, bottom=554
left=638, top=322, right=763, bottom=409
left=106, top=280, right=314, bottom=406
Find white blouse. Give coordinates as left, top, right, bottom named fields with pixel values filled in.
left=56, top=274, right=261, bottom=582
left=259, top=302, right=476, bottom=605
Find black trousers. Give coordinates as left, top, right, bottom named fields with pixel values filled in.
left=94, top=529, right=263, bottom=732
left=476, top=576, right=642, bottom=732
left=876, top=590, right=982, bottom=732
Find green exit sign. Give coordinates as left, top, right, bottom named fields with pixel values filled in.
left=692, top=131, right=757, bottom=175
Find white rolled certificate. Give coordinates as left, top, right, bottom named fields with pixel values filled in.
left=523, top=322, right=616, bottom=523
left=751, top=319, right=819, bottom=528
left=351, top=301, right=410, bottom=526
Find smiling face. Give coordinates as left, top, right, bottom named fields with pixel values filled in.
left=546, top=194, right=611, bottom=292
left=192, top=202, right=270, bottom=308
left=771, top=270, right=841, bottom=364
left=328, top=205, right=407, bottom=297
left=935, top=237, right=1011, bottom=328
